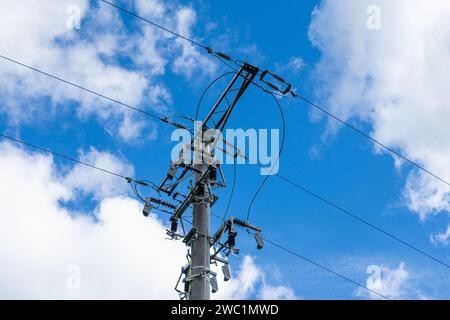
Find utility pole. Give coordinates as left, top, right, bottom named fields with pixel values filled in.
left=189, top=129, right=214, bottom=300
left=188, top=63, right=258, bottom=300
left=190, top=158, right=211, bottom=300
left=141, top=60, right=289, bottom=300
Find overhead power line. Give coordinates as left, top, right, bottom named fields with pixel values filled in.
left=101, top=0, right=450, bottom=188
left=292, top=94, right=450, bottom=187
left=0, top=133, right=133, bottom=182
left=100, top=0, right=239, bottom=71
left=0, top=54, right=185, bottom=128
left=246, top=93, right=286, bottom=222
left=262, top=237, right=391, bottom=300
left=273, top=172, right=450, bottom=270
left=0, top=132, right=196, bottom=237
left=3, top=1, right=447, bottom=299
left=208, top=212, right=390, bottom=300
left=101, top=0, right=208, bottom=50
left=97, top=1, right=450, bottom=270
left=0, top=131, right=390, bottom=299
left=233, top=151, right=450, bottom=270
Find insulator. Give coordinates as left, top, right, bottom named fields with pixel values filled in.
left=134, top=180, right=150, bottom=187
left=210, top=273, right=219, bottom=293
left=160, top=199, right=177, bottom=210
left=254, top=232, right=264, bottom=250
left=171, top=220, right=178, bottom=233
left=222, top=264, right=231, bottom=282
left=149, top=197, right=176, bottom=210
left=233, top=218, right=262, bottom=234
left=184, top=280, right=190, bottom=293
left=233, top=218, right=248, bottom=228
left=228, top=231, right=236, bottom=248
left=209, top=167, right=217, bottom=182
left=142, top=203, right=153, bottom=217
left=215, top=51, right=232, bottom=61
left=260, top=70, right=292, bottom=95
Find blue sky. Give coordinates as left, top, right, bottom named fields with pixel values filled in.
left=1, top=0, right=450, bottom=299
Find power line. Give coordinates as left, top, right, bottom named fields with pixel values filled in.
left=1, top=131, right=392, bottom=299
left=273, top=172, right=450, bottom=270
left=228, top=71, right=450, bottom=270
left=190, top=64, right=450, bottom=272
left=0, top=54, right=168, bottom=123
left=0, top=133, right=389, bottom=299
left=100, top=0, right=208, bottom=50
left=208, top=212, right=390, bottom=300
left=233, top=150, right=450, bottom=270
left=101, top=0, right=450, bottom=188
left=100, top=0, right=244, bottom=75
left=4, top=1, right=446, bottom=297
left=91, top=3, right=450, bottom=297
left=0, top=132, right=196, bottom=238
left=223, top=159, right=237, bottom=220
left=192, top=71, right=286, bottom=224
left=262, top=237, right=391, bottom=300
left=246, top=93, right=286, bottom=222
left=236, top=65, right=450, bottom=258
left=195, top=72, right=237, bottom=120
left=292, top=94, right=450, bottom=187
left=193, top=71, right=240, bottom=222
left=0, top=133, right=132, bottom=182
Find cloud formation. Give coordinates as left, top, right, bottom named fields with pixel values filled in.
left=214, top=256, right=297, bottom=300
left=309, top=0, right=450, bottom=236
left=356, top=263, right=411, bottom=300
left=63, top=147, right=134, bottom=200
left=0, top=0, right=215, bottom=141
left=0, top=141, right=294, bottom=299
left=431, top=225, right=450, bottom=247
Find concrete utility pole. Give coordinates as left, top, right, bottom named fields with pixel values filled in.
left=188, top=64, right=257, bottom=300
left=190, top=159, right=211, bottom=300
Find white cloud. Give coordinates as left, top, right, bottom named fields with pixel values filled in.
left=171, top=7, right=217, bottom=79
left=259, top=283, right=298, bottom=300
left=286, top=56, right=306, bottom=73
left=214, top=256, right=261, bottom=300
left=0, top=141, right=293, bottom=299
left=0, top=141, right=186, bottom=299
left=0, top=1, right=147, bottom=137
left=308, top=1, right=450, bottom=226
left=238, top=44, right=266, bottom=66
left=63, top=147, right=134, bottom=200
left=214, top=256, right=297, bottom=300
left=276, top=56, right=306, bottom=75
left=431, top=225, right=450, bottom=247
left=405, top=172, right=450, bottom=221
left=133, top=0, right=217, bottom=79
left=356, top=263, right=411, bottom=300
left=0, top=0, right=215, bottom=141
